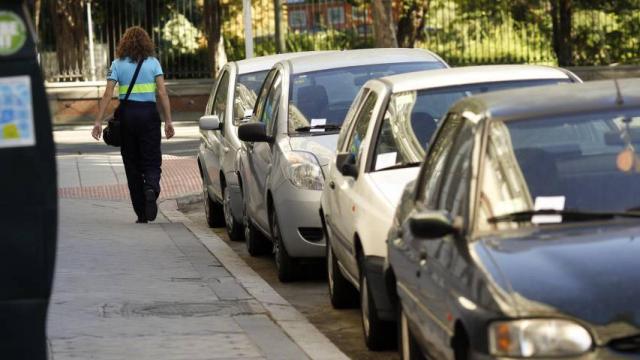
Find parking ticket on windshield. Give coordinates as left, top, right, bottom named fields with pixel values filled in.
left=310, top=118, right=326, bottom=132
left=0, top=76, right=35, bottom=148
left=532, top=196, right=565, bottom=224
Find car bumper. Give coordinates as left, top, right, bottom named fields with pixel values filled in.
left=470, top=348, right=637, bottom=359
left=365, top=255, right=395, bottom=322
left=272, top=180, right=325, bottom=258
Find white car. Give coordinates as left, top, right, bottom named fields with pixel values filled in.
left=197, top=52, right=325, bottom=240
left=319, top=65, right=581, bottom=350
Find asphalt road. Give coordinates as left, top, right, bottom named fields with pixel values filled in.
left=180, top=201, right=399, bottom=360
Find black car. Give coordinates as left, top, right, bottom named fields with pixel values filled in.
left=386, top=78, right=640, bottom=359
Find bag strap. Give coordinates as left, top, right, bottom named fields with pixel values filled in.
left=123, top=58, right=145, bottom=102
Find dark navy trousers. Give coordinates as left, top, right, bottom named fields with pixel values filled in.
left=120, top=101, right=162, bottom=220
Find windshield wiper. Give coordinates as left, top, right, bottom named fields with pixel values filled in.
left=488, top=209, right=640, bottom=224
left=377, top=162, right=421, bottom=172
left=295, top=124, right=341, bottom=132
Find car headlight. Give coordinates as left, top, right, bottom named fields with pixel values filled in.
left=489, top=319, right=592, bottom=357
left=282, top=150, right=324, bottom=190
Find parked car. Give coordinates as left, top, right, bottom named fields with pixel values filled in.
left=320, top=65, right=581, bottom=350
left=198, top=52, right=326, bottom=240
left=236, top=48, right=448, bottom=281
left=387, top=78, right=640, bottom=359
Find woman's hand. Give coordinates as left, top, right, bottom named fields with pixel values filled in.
left=164, top=122, right=175, bottom=139
left=92, top=124, right=102, bottom=140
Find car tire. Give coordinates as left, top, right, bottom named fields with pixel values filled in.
left=203, top=184, right=224, bottom=228
left=272, top=210, right=297, bottom=283
left=359, top=255, right=395, bottom=350
left=327, top=237, right=358, bottom=309
left=244, top=200, right=270, bottom=257
left=223, top=185, right=243, bottom=241
left=399, top=305, right=423, bottom=360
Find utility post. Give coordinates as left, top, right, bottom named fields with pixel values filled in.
left=0, top=1, right=58, bottom=359
left=274, top=0, right=286, bottom=53
left=242, top=0, right=254, bottom=58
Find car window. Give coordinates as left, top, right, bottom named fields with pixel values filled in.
left=438, top=118, right=475, bottom=218
left=234, top=70, right=269, bottom=125
left=253, top=69, right=277, bottom=123
left=261, top=72, right=282, bottom=137
left=211, top=71, right=230, bottom=124
left=338, top=88, right=369, bottom=152
left=346, top=92, right=378, bottom=166
left=417, top=113, right=462, bottom=209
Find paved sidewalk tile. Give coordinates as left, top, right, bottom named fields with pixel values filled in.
left=49, top=199, right=309, bottom=360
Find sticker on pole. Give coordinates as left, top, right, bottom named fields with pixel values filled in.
left=0, top=11, right=27, bottom=56
left=0, top=76, right=35, bottom=148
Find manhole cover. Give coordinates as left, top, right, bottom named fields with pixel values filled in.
left=102, top=301, right=256, bottom=318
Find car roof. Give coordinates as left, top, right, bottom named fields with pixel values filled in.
left=234, top=51, right=332, bottom=74
left=451, top=78, right=640, bottom=122
left=281, top=48, right=447, bottom=74
left=374, top=65, right=575, bottom=93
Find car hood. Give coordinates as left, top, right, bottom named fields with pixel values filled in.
left=289, top=134, right=339, bottom=167
left=477, top=222, right=640, bottom=344
left=369, top=167, right=421, bottom=205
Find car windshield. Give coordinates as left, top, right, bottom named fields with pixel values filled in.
left=234, top=70, right=268, bottom=125
left=477, top=108, right=640, bottom=231
left=288, top=61, right=444, bottom=133
left=371, top=79, right=570, bottom=171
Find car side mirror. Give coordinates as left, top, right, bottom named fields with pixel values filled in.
left=238, top=123, right=271, bottom=143
left=336, top=152, right=358, bottom=179
left=409, top=211, right=457, bottom=239
left=199, top=115, right=221, bottom=131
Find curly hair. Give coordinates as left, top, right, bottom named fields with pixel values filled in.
left=116, top=26, right=155, bottom=62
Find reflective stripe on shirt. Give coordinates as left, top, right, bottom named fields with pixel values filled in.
left=119, top=83, right=157, bottom=95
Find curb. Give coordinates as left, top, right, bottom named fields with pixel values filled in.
left=159, top=200, right=348, bottom=360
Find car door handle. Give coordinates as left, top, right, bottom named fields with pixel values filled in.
left=329, top=181, right=335, bottom=189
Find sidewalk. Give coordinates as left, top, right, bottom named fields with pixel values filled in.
left=49, top=150, right=348, bottom=359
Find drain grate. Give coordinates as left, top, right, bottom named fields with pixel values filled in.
left=102, top=301, right=256, bottom=318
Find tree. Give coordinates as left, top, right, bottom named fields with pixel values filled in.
left=49, top=0, right=87, bottom=81
left=396, top=0, right=429, bottom=48
left=203, top=0, right=224, bottom=76
left=371, top=0, right=398, bottom=47
left=550, top=0, right=573, bottom=66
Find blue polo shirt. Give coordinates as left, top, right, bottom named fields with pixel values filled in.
left=107, top=57, right=164, bottom=102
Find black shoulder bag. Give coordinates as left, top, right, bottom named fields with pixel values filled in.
left=103, top=59, right=144, bottom=147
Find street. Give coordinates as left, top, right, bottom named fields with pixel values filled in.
left=50, top=125, right=396, bottom=360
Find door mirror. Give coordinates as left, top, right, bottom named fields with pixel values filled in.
left=409, top=211, right=457, bottom=239
left=199, top=115, right=221, bottom=131
left=336, top=152, right=358, bottom=179
left=238, top=123, right=271, bottom=143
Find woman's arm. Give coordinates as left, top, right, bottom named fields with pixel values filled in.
left=156, top=75, right=174, bottom=139
left=91, top=80, right=117, bottom=140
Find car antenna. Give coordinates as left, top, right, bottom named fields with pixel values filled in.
left=614, top=78, right=624, bottom=106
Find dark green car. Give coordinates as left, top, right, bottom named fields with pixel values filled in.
left=386, top=78, right=640, bottom=359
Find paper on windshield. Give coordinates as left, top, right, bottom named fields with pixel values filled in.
left=532, top=196, right=565, bottom=224
left=375, top=152, right=398, bottom=170
left=310, top=118, right=326, bottom=132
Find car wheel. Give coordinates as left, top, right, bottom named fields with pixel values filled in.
left=272, top=210, right=296, bottom=283
left=399, top=305, right=423, bottom=360
left=223, top=185, right=243, bottom=241
left=327, top=239, right=358, bottom=309
left=244, top=200, right=270, bottom=256
left=203, top=184, right=224, bottom=228
left=359, top=255, right=395, bottom=350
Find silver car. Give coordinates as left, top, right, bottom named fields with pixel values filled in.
left=197, top=52, right=324, bottom=240
left=236, top=48, right=448, bottom=282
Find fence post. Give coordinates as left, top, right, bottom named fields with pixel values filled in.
left=242, top=0, right=254, bottom=58
left=274, top=0, right=285, bottom=53
left=86, top=0, right=96, bottom=81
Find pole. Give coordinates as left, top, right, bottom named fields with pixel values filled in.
left=274, top=0, right=285, bottom=53
left=87, top=0, right=96, bottom=81
left=242, top=0, right=254, bottom=58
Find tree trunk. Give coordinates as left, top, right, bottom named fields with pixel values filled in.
left=550, top=0, right=573, bottom=66
left=49, top=0, right=86, bottom=81
left=34, top=0, right=42, bottom=30
left=396, top=0, right=429, bottom=48
left=204, top=0, right=226, bottom=76
left=372, top=0, right=398, bottom=47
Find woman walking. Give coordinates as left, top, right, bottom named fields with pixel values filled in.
left=92, top=26, right=174, bottom=223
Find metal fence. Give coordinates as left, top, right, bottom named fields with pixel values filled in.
left=37, top=0, right=639, bottom=82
